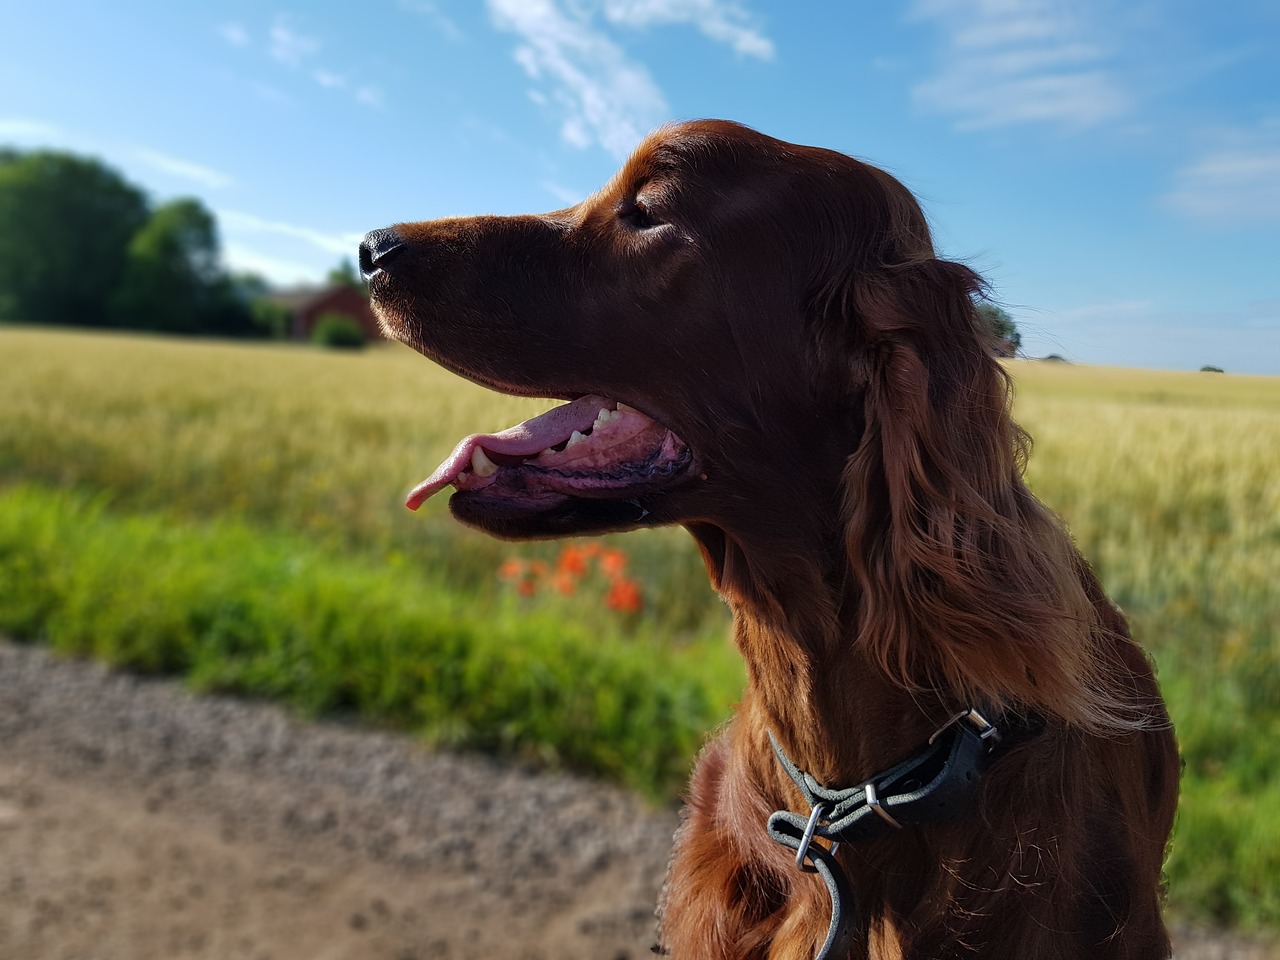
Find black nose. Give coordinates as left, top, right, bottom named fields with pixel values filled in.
left=358, top=227, right=406, bottom=280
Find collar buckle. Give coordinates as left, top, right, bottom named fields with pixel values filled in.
left=928, top=706, right=1001, bottom=746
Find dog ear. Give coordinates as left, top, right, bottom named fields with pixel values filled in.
left=834, top=257, right=1138, bottom=731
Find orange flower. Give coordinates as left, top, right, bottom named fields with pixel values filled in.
left=599, top=548, right=628, bottom=578
left=557, top=545, right=588, bottom=576
left=497, top=558, right=526, bottom=581
left=551, top=571, right=577, bottom=596
left=517, top=578, right=537, bottom=597
left=605, top=577, right=642, bottom=613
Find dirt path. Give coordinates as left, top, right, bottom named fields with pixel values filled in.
left=0, top=641, right=1274, bottom=960
left=0, top=642, right=675, bottom=960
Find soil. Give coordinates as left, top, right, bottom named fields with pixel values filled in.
left=0, top=641, right=1274, bottom=960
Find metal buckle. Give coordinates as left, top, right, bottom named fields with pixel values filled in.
left=928, top=707, right=1001, bottom=746
left=863, top=781, right=903, bottom=830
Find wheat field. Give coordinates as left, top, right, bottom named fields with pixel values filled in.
left=2, top=325, right=1278, bottom=927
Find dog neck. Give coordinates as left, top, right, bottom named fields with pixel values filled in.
left=688, top=519, right=945, bottom=792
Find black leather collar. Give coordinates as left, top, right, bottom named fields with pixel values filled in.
left=765, top=709, right=1017, bottom=960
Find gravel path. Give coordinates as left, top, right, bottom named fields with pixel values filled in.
left=0, top=640, right=1273, bottom=960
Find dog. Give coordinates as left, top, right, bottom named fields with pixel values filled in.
left=360, top=120, right=1179, bottom=959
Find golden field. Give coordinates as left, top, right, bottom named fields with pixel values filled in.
left=1, top=325, right=1278, bottom=927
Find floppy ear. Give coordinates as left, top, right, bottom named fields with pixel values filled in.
left=837, top=257, right=1138, bottom=731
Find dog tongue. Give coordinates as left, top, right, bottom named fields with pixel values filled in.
left=406, top=395, right=612, bottom=510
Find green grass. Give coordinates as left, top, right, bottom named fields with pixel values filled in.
left=0, top=484, right=740, bottom=798
left=2, top=326, right=1279, bottom=929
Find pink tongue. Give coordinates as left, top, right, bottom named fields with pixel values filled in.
left=406, top=395, right=612, bottom=510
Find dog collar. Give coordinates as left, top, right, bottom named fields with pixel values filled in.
left=765, top=708, right=1008, bottom=960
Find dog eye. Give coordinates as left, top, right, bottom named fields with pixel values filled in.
left=618, top=199, right=660, bottom=230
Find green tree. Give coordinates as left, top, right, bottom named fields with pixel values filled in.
left=109, top=198, right=256, bottom=336
left=326, top=257, right=366, bottom=294
left=975, top=302, right=1022, bottom=354
left=311, top=311, right=366, bottom=349
left=0, top=150, right=149, bottom=326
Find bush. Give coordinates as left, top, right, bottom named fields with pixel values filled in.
left=311, top=312, right=366, bottom=349
left=1200, top=365, right=1225, bottom=373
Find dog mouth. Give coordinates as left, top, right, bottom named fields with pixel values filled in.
left=406, top=395, right=696, bottom=519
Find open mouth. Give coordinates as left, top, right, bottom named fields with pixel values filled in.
left=407, top=395, right=695, bottom=522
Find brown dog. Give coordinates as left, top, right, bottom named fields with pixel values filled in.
left=361, top=120, right=1178, bottom=960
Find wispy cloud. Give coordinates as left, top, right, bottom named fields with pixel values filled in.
left=0, top=117, right=66, bottom=142
left=220, top=16, right=383, bottom=111
left=488, top=0, right=666, bottom=156
left=218, top=22, right=251, bottom=49
left=397, top=0, right=467, bottom=43
left=217, top=209, right=363, bottom=258
left=600, top=0, right=773, bottom=59
left=486, top=0, right=772, bottom=156
left=223, top=243, right=328, bottom=286
left=909, top=0, right=1130, bottom=131
left=1, top=117, right=234, bottom=194
left=542, top=180, right=586, bottom=205
left=133, top=148, right=233, bottom=190
left=1037, top=298, right=1280, bottom=373
left=268, top=17, right=321, bottom=68
left=1163, top=120, right=1280, bottom=223
left=355, top=85, right=386, bottom=110
left=312, top=68, right=347, bottom=90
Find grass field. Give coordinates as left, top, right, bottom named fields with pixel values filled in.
left=1, top=325, right=1278, bottom=929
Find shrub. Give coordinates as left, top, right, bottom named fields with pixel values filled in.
left=1200, top=365, right=1225, bottom=373
left=311, top=312, right=366, bottom=349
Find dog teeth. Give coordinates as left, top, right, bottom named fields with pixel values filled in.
left=470, top=447, right=499, bottom=477
left=565, top=430, right=587, bottom=449
left=616, top=402, right=640, bottom=416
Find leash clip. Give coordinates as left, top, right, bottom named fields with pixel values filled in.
left=794, top=801, right=830, bottom=873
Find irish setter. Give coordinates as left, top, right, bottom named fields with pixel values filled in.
left=361, top=120, right=1179, bottom=959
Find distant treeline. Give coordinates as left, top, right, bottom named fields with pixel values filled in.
left=0, top=148, right=359, bottom=338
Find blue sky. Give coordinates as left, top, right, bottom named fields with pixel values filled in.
left=2, top=0, right=1277, bottom=373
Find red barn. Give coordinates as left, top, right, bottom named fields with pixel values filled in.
left=266, top=284, right=382, bottom=341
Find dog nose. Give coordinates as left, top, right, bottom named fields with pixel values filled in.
left=359, top=227, right=405, bottom=280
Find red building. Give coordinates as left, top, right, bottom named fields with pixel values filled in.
left=265, top=284, right=383, bottom=341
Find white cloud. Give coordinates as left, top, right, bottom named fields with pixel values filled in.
left=0, top=117, right=66, bottom=142
left=486, top=0, right=772, bottom=156
left=601, top=0, right=773, bottom=60
left=239, top=15, right=384, bottom=110
left=218, top=22, right=251, bottom=49
left=312, top=69, right=347, bottom=90
left=397, top=0, right=467, bottom=42
left=542, top=180, right=586, bottom=205
left=133, top=148, right=233, bottom=190
left=1163, top=122, right=1280, bottom=223
left=223, top=243, right=326, bottom=286
left=217, top=209, right=363, bottom=258
left=489, top=0, right=667, bottom=157
left=355, top=85, right=386, bottom=110
left=909, top=0, right=1130, bottom=131
left=1027, top=299, right=1280, bottom=374
left=268, top=17, right=321, bottom=68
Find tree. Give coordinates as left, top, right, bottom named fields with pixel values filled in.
left=109, top=198, right=257, bottom=336
left=310, top=311, right=366, bottom=349
left=975, top=302, right=1022, bottom=355
left=326, top=257, right=366, bottom=295
left=0, top=150, right=149, bottom=326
